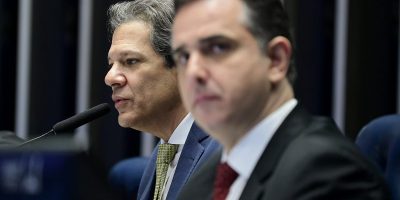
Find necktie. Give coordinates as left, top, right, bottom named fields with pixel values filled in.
left=212, top=162, right=238, bottom=200
left=153, top=143, right=179, bottom=200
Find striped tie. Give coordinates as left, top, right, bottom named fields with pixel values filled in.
left=153, top=143, right=178, bottom=200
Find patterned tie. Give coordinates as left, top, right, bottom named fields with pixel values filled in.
left=153, top=143, right=179, bottom=200
left=212, top=162, right=239, bottom=200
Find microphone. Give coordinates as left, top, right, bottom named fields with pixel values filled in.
left=18, top=103, right=110, bottom=147
left=53, top=103, right=110, bottom=133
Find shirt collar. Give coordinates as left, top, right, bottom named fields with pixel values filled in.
left=161, top=113, right=194, bottom=145
left=222, top=99, right=298, bottom=178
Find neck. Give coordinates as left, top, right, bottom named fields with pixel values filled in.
left=153, top=105, right=188, bottom=142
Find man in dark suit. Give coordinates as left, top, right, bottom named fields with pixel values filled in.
left=106, top=1, right=219, bottom=200
left=171, top=0, right=390, bottom=199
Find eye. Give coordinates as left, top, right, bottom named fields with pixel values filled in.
left=210, top=43, right=230, bottom=54
left=201, top=41, right=233, bottom=57
left=108, top=63, right=113, bottom=68
left=126, top=58, right=138, bottom=65
left=173, top=52, right=190, bottom=68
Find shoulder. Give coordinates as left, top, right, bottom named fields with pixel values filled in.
left=278, top=115, right=376, bottom=177
left=265, top=117, right=389, bottom=199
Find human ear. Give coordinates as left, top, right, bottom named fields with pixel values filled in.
left=265, top=36, right=292, bottom=83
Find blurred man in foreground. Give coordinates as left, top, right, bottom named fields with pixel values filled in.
left=171, top=0, right=390, bottom=199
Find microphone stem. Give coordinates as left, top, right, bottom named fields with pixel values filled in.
left=17, top=129, right=56, bottom=147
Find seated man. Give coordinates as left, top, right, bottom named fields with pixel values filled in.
left=105, top=1, right=219, bottom=199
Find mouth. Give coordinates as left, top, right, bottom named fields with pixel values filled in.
left=112, top=96, right=129, bottom=109
left=194, top=94, right=220, bottom=107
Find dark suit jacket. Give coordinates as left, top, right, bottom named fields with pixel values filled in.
left=178, top=105, right=390, bottom=200
left=137, top=123, right=220, bottom=200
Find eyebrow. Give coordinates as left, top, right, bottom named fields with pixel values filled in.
left=108, top=50, right=143, bottom=61
left=199, top=35, right=230, bottom=44
left=172, top=35, right=231, bottom=55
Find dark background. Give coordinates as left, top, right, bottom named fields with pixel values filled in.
left=0, top=0, right=398, bottom=181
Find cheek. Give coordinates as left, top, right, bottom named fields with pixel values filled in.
left=126, top=75, right=145, bottom=94
left=179, top=89, right=191, bottom=111
left=153, top=71, right=180, bottom=99
left=177, top=71, right=191, bottom=98
left=125, top=73, right=152, bottom=106
left=219, top=66, right=267, bottom=102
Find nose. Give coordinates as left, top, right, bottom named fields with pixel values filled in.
left=185, top=53, right=209, bottom=86
left=104, top=64, right=126, bottom=89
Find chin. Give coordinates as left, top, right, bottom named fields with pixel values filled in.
left=197, top=118, right=221, bottom=133
left=117, top=120, right=130, bottom=128
left=118, top=115, right=133, bottom=128
left=201, top=114, right=235, bottom=134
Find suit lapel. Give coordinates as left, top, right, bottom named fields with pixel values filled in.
left=178, top=148, right=222, bottom=200
left=201, top=150, right=222, bottom=200
left=138, top=146, right=158, bottom=200
left=240, top=105, right=312, bottom=200
left=166, top=124, right=209, bottom=200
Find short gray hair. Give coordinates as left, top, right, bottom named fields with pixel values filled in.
left=108, top=0, right=175, bottom=67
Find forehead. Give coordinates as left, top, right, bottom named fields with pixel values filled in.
left=172, top=0, right=248, bottom=48
left=109, top=21, right=154, bottom=57
left=113, top=20, right=150, bottom=43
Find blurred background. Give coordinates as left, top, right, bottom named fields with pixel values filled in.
left=0, top=0, right=398, bottom=186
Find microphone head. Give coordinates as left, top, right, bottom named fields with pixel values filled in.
left=52, top=103, right=110, bottom=133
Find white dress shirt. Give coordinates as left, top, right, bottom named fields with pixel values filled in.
left=159, top=113, right=194, bottom=200
left=222, top=99, right=298, bottom=200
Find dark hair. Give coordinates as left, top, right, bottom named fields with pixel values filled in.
left=108, top=0, right=175, bottom=68
left=174, top=0, right=296, bottom=83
